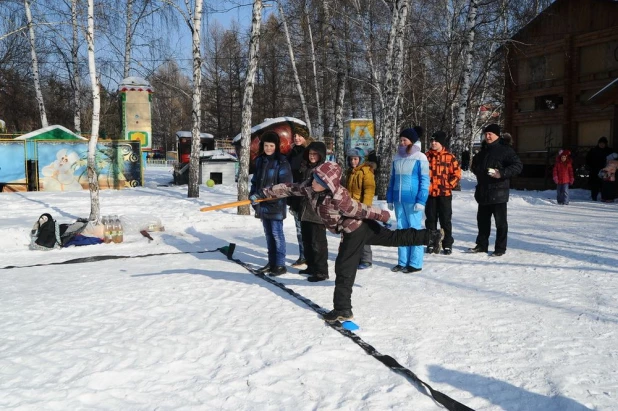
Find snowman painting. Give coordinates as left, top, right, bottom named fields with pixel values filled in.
left=41, top=149, right=83, bottom=191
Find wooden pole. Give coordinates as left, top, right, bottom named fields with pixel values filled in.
left=199, top=198, right=275, bottom=212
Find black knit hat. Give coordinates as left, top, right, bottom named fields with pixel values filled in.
left=431, top=131, right=447, bottom=147
left=482, top=124, right=501, bottom=137
left=399, top=128, right=419, bottom=143
left=260, top=131, right=280, bottom=153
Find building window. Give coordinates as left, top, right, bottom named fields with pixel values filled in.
left=534, top=94, right=563, bottom=110
left=579, top=40, right=618, bottom=76
left=517, top=124, right=563, bottom=151
left=518, top=52, right=565, bottom=85
left=577, top=120, right=612, bottom=146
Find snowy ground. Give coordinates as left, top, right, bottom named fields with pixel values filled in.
left=1, top=166, right=616, bottom=411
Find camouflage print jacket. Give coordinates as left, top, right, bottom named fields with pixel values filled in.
left=261, top=162, right=390, bottom=234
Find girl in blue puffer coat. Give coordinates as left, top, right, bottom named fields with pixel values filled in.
left=387, top=128, right=430, bottom=273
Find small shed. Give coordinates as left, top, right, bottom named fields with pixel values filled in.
left=200, top=149, right=238, bottom=185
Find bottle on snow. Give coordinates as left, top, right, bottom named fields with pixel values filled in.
left=116, top=216, right=124, bottom=243
left=103, top=216, right=113, bottom=244
left=112, top=215, right=123, bottom=243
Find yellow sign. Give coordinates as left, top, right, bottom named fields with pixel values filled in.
left=344, top=119, right=375, bottom=154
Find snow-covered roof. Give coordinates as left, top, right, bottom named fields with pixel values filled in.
left=199, top=149, right=237, bottom=161
left=14, top=125, right=87, bottom=140
left=119, top=76, right=153, bottom=92
left=175, top=131, right=214, bottom=139
left=232, top=117, right=306, bottom=144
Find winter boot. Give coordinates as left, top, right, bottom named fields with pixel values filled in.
left=291, top=258, right=307, bottom=269
left=256, top=264, right=271, bottom=273
left=323, top=309, right=354, bottom=323
left=468, top=245, right=487, bottom=253
left=269, top=266, right=287, bottom=276
left=391, top=265, right=405, bottom=272
left=428, top=229, right=444, bottom=254
left=307, top=273, right=329, bottom=282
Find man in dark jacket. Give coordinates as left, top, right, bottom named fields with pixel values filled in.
left=470, top=124, right=523, bottom=257
left=586, top=136, right=613, bottom=201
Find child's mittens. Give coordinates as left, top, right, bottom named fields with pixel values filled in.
left=249, top=191, right=265, bottom=205
left=413, top=203, right=425, bottom=212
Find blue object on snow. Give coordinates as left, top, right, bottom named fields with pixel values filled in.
left=63, top=235, right=104, bottom=247
left=342, top=321, right=359, bottom=331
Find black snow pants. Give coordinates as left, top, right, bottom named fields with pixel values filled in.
left=333, top=220, right=430, bottom=311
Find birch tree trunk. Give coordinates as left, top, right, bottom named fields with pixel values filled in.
left=375, top=0, right=411, bottom=200
left=278, top=1, right=311, bottom=135
left=86, top=0, right=101, bottom=222
left=187, top=0, right=204, bottom=198
left=123, top=0, right=134, bottom=78
left=452, top=0, right=478, bottom=160
left=71, top=0, right=81, bottom=134
left=24, top=0, right=48, bottom=128
left=237, top=0, right=263, bottom=216
left=306, top=12, right=323, bottom=140
left=322, top=0, right=346, bottom=167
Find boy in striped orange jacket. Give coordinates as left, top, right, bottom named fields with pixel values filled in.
left=425, top=131, right=461, bottom=255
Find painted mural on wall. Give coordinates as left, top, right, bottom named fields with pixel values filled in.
left=0, top=140, right=27, bottom=185
left=36, top=141, right=142, bottom=191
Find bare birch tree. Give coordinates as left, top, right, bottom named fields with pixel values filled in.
left=277, top=0, right=311, bottom=135
left=375, top=0, right=411, bottom=199
left=452, top=0, right=478, bottom=159
left=306, top=11, right=323, bottom=140
left=123, top=0, right=135, bottom=78
left=71, top=0, right=81, bottom=134
left=86, top=0, right=101, bottom=221
left=24, top=0, right=48, bottom=128
left=237, top=0, right=263, bottom=216
left=187, top=0, right=204, bottom=198
left=322, top=0, right=346, bottom=167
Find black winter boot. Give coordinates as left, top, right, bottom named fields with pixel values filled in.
left=269, top=266, right=287, bottom=276
left=256, top=264, right=271, bottom=273
left=307, top=273, right=329, bottom=282
left=323, top=309, right=354, bottom=323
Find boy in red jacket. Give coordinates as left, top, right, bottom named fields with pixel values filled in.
left=553, top=149, right=574, bottom=205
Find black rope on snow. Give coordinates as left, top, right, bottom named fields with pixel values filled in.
left=0, top=249, right=222, bottom=270
left=222, top=245, right=474, bottom=411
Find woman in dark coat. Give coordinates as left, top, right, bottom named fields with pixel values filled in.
left=250, top=131, right=293, bottom=276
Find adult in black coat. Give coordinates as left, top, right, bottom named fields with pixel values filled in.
left=296, top=141, right=330, bottom=281
left=586, top=136, right=613, bottom=201
left=286, top=126, right=311, bottom=267
left=470, top=124, right=523, bottom=257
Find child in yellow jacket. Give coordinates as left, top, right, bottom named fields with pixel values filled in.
left=344, top=148, right=376, bottom=269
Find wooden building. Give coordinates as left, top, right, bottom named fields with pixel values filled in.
left=504, top=0, right=618, bottom=189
